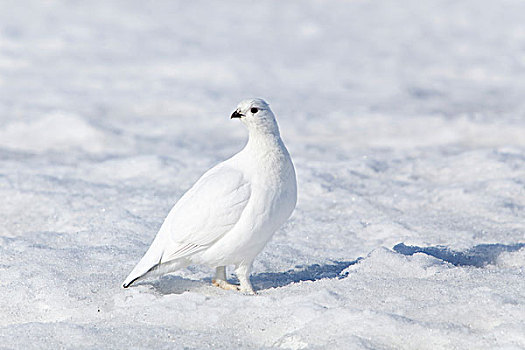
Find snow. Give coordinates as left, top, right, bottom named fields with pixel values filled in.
left=1, top=0, right=524, bottom=349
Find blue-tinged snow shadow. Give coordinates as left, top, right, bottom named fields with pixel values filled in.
left=393, top=242, right=525, bottom=267
left=147, top=260, right=360, bottom=294
left=251, top=259, right=360, bottom=291
left=148, top=275, right=208, bottom=295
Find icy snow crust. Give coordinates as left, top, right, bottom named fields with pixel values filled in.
left=1, top=1, right=524, bottom=349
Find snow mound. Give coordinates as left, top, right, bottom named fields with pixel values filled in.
left=86, top=155, right=177, bottom=186
left=343, top=247, right=451, bottom=278
left=0, top=112, right=105, bottom=154
left=496, top=247, right=525, bottom=268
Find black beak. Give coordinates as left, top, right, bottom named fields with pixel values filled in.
left=231, top=110, right=244, bottom=119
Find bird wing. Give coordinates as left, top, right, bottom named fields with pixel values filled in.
left=158, top=164, right=251, bottom=262
left=123, top=164, right=251, bottom=287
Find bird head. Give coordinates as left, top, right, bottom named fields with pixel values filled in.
left=231, top=98, right=280, bottom=135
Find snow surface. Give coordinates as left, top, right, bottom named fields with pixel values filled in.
left=1, top=0, right=524, bottom=349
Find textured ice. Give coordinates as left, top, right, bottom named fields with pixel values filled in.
left=1, top=0, right=524, bottom=349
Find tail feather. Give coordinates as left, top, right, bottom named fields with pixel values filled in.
left=122, top=247, right=190, bottom=288
left=122, top=224, right=190, bottom=288
left=122, top=237, right=166, bottom=288
left=122, top=263, right=160, bottom=288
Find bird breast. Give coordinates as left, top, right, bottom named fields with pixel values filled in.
left=247, top=148, right=296, bottom=231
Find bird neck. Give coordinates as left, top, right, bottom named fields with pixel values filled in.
left=245, top=128, right=284, bottom=154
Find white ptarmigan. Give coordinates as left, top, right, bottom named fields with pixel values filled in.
left=122, top=98, right=297, bottom=294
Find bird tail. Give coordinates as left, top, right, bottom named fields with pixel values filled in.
left=122, top=236, right=167, bottom=288
left=122, top=236, right=191, bottom=288
left=122, top=263, right=158, bottom=288
left=122, top=257, right=190, bottom=288
left=122, top=254, right=162, bottom=288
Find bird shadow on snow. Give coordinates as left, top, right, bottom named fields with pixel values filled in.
left=393, top=242, right=525, bottom=267
left=145, top=260, right=360, bottom=295
left=250, top=259, right=360, bottom=291
left=140, top=243, right=524, bottom=295
left=146, top=276, right=209, bottom=295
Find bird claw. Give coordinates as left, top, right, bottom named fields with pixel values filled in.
left=212, top=279, right=256, bottom=295
left=212, top=279, right=240, bottom=291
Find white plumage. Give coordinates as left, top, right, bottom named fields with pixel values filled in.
left=122, top=98, right=297, bottom=294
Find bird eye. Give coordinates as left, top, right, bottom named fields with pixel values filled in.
left=250, top=107, right=259, bottom=114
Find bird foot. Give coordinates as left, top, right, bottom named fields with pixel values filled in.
left=212, top=279, right=240, bottom=291
left=212, top=279, right=256, bottom=295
